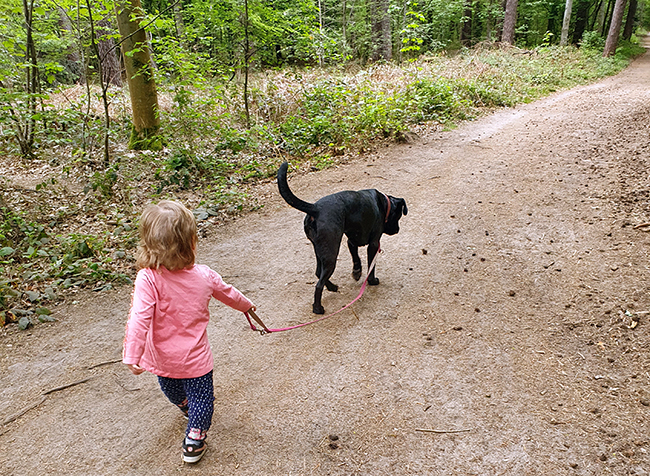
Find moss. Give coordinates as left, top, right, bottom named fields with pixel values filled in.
left=128, top=125, right=164, bottom=151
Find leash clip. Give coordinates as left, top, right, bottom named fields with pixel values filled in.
left=245, top=310, right=271, bottom=336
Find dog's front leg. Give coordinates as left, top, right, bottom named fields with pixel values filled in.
left=367, top=242, right=380, bottom=285
left=348, top=239, right=362, bottom=281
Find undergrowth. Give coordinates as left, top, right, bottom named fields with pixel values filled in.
left=0, top=41, right=644, bottom=328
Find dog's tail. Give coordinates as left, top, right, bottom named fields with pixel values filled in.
left=277, top=162, right=318, bottom=217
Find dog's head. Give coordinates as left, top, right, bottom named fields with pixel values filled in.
left=384, top=196, right=408, bottom=235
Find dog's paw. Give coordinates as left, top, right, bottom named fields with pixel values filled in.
left=325, top=281, right=338, bottom=292
left=352, top=268, right=362, bottom=281
left=313, top=304, right=325, bottom=314
left=368, top=277, right=380, bottom=286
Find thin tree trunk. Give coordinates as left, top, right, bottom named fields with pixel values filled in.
left=173, top=0, right=187, bottom=48
left=57, top=7, right=84, bottom=83
left=87, top=0, right=111, bottom=166
left=371, top=0, right=392, bottom=61
left=501, top=0, right=519, bottom=45
left=461, top=0, right=473, bottom=46
left=20, top=0, right=38, bottom=158
left=602, top=0, right=616, bottom=37
left=97, top=18, right=122, bottom=87
left=623, top=0, right=638, bottom=40
left=114, top=0, right=161, bottom=150
left=603, top=0, right=628, bottom=56
left=243, top=0, right=250, bottom=127
left=560, top=0, right=574, bottom=45
left=594, top=0, right=606, bottom=33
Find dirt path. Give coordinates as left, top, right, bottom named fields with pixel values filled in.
left=2, top=43, right=650, bottom=475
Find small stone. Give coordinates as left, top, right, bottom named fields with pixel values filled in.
left=192, top=209, right=210, bottom=221
left=569, top=462, right=578, bottom=469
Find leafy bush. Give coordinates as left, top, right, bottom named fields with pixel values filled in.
left=580, top=31, right=605, bottom=51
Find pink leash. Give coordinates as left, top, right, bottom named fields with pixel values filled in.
left=244, top=247, right=381, bottom=335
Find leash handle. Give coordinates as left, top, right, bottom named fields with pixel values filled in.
left=245, top=309, right=270, bottom=335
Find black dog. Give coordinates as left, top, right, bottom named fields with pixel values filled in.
left=277, top=162, right=408, bottom=314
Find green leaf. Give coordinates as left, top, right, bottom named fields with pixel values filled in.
left=35, top=307, right=52, bottom=315
left=0, top=247, right=14, bottom=256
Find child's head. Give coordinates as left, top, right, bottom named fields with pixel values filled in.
left=136, top=200, right=198, bottom=271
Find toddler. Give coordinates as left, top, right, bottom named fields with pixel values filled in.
left=123, top=200, right=255, bottom=463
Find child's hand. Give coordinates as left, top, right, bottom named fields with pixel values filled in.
left=248, top=305, right=256, bottom=312
left=127, top=364, right=145, bottom=375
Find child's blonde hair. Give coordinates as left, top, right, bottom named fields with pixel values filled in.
left=136, top=200, right=198, bottom=271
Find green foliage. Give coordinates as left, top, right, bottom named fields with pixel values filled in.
left=407, top=78, right=470, bottom=123
left=0, top=205, right=131, bottom=319
left=580, top=31, right=605, bottom=51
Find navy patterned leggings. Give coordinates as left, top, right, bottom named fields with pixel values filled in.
left=158, top=370, right=214, bottom=441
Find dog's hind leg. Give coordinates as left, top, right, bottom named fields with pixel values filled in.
left=367, top=242, right=380, bottom=285
left=315, top=256, right=338, bottom=292
left=312, top=241, right=340, bottom=314
left=347, top=239, right=362, bottom=281
left=313, top=257, right=338, bottom=314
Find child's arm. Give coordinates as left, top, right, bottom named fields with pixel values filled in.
left=123, top=270, right=156, bottom=372
left=208, top=268, right=254, bottom=312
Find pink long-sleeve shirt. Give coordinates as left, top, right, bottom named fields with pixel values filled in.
left=123, top=264, right=253, bottom=378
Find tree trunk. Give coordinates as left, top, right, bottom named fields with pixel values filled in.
left=371, top=0, right=392, bottom=61
left=623, top=0, right=638, bottom=40
left=593, top=0, right=606, bottom=33
left=501, top=0, right=519, bottom=45
left=173, top=0, right=187, bottom=48
left=460, top=0, right=473, bottom=46
left=57, top=7, right=84, bottom=83
left=560, top=0, right=574, bottom=45
left=97, top=18, right=122, bottom=87
left=602, top=0, right=616, bottom=37
left=571, top=0, right=589, bottom=43
left=603, top=0, right=628, bottom=56
left=114, top=0, right=162, bottom=150
left=243, top=0, right=250, bottom=126
left=19, top=0, right=38, bottom=158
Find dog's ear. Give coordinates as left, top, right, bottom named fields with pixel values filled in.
left=400, top=199, right=408, bottom=216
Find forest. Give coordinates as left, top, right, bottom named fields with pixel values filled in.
left=0, top=0, right=648, bottom=327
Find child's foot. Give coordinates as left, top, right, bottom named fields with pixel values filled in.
left=182, top=439, right=207, bottom=463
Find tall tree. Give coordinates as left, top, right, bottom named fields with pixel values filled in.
left=560, top=0, right=574, bottom=45
left=603, top=0, right=628, bottom=56
left=114, top=0, right=161, bottom=149
left=501, top=0, right=519, bottom=44
left=17, top=0, right=39, bottom=158
left=370, top=0, right=391, bottom=61
left=460, top=0, right=473, bottom=46
left=623, top=0, right=638, bottom=40
left=96, top=17, right=122, bottom=87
